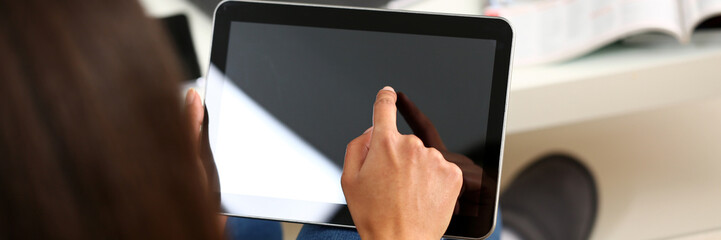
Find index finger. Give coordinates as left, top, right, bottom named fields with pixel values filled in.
left=372, top=86, right=398, bottom=134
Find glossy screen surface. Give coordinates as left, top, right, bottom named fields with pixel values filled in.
left=206, top=5, right=510, bottom=237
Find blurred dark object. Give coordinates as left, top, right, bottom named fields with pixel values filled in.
left=501, top=154, right=598, bottom=240
left=160, top=14, right=201, bottom=80
left=697, top=16, right=721, bottom=29
left=0, top=0, right=220, bottom=238
left=189, top=0, right=392, bottom=17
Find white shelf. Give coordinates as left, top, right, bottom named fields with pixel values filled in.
left=507, top=31, right=721, bottom=133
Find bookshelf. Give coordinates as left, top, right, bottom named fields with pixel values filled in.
left=505, top=32, right=721, bottom=133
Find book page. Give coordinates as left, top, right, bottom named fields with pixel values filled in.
left=680, top=0, right=721, bottom=33
left=387, top=0, right=429, bottom=9
left=487, top=0, right=683, bottom=66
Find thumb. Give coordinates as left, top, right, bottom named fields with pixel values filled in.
left=185, top=88, right=204, bottom=146
left=343, top=127, right=373, bottom=177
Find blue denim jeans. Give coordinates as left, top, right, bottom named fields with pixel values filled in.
left=297, top=211, right=502, bottom=240
left=226, top=211, right=502, bottom=240
left=225, top=217, right=283, bottom=240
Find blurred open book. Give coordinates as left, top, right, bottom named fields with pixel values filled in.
left=485, top=0, right=721, bottom=66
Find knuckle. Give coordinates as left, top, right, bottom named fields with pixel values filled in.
left=375, top=91, right=397, bottom=105
left=406, top=134, right=424, bottom=147
left=375, top=97, right=393, bottom=105
left=401, top=135, right=424, bottom=161
left=427, top=147, right=445, bottom=161
left=340, top=174, right=352, bottom=187
left=449, top=164, right=463, bottom=183
left=377, top=133, right=395, bottom=146
left=346, top=135, right=365, bottom=150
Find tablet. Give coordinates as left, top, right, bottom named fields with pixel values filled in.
left=204, top=1, right=513, bottom=238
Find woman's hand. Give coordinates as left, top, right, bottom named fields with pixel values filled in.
left=341, top=86, right=463, bottom=240
left=184, top=89, right=226, bottom=228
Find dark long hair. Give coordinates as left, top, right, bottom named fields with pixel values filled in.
left=0, top=0, right=221, bottom=239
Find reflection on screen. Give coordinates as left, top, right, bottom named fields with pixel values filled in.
left=214, top=70, right=346, bottom=204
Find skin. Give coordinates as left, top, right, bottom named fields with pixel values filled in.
left=184, top=89, right=228, bottom=230
left=342, top=86, right=464, bottom=240
left=184, top=87, right=463, bottom=239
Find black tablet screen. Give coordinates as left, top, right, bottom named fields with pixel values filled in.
left=211, top=19, right=499, bottom=236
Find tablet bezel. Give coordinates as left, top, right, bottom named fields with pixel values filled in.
left=206, top=1, right=513, bottom=239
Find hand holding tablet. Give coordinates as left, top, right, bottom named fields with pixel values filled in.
left=342, top=86, right=463, bottom=239
left=205, top=1, right=513, bottom=238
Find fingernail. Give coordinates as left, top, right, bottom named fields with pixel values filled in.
left=381, top=86, right=395, bottom=92
left=185, top=88, right=196, bottom=106
left=363, top=126, right=374, bottom=134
